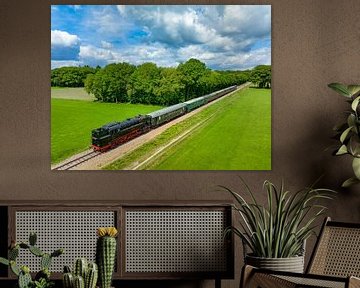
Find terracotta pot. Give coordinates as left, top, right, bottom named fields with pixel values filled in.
left=245, top=254, right=305, bottom=273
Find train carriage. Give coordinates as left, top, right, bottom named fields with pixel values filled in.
left=203, top=85, right=237, bottom=103
left=146, top=103, right=186, bottom=127
left=184, top=96, right=206, bottom=113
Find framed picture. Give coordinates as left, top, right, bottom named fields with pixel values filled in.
left=51, top=5, right=271, bottom=171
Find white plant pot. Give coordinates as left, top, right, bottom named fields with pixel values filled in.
left=245, top=254, right=305, bottom=273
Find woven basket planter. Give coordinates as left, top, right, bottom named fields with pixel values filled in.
left=245, top=254, right=305, bottom=273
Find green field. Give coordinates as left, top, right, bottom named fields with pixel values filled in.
left=51, top=99, right=162, bottom=164
left=51, top=87, right=95, bottom=101
left=106, top=87, right=271, bottom=170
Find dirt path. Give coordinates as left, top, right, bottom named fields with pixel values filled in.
left=61, top=83, right=250, bottom=170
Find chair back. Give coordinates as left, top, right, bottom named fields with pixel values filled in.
left=307, top=217, right=360, bottom=278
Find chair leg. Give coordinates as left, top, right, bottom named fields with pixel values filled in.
left=240, top=265, right=255, bottom=288
left=215, top=278, right=221, bottom=288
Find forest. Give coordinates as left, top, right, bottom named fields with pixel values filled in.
left=51, top=59, right=271, bottom=106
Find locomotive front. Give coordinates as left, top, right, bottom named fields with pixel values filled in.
left=91, top=125, right=113, bottom=151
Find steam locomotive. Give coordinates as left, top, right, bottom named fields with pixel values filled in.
left=91, top=85, right=237, bottom=152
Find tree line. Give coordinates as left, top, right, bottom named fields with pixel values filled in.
left=51, top=59, right=271, bottom=106
left=51, top=66, right=99, bottom=87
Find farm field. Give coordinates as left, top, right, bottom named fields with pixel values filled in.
left=51, top=87, right=95, bottom=101
left=51, top=99, right=162, bottom=164
left=105, top=87, right=271, bottom=170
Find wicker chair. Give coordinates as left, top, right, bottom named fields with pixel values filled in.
left=241, top=217, right=360, bottom=288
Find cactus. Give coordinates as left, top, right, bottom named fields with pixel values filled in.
left=63, top=260, right=98, bottom=288
left=51, top=248, right=64, bottom=258
left=74, top=258, right=87, bottom=279
left=63, top=272, right=74, bottom=288
left=29, top=232, right=37, bottom=246
left=41, top=253, right=52, bottom=270
left=96, top=227, right=118, bottom=288
left=29, top=246, right=44, bottom=257
left=85, top=263, right=98, bottom=288
left=74, top=275, right=85, bottom=288
left=18, top=268, right=32, bottom=288
left=19, top=272, right=32, bottom=288
left=64, top=265, right=72, bottom=273
left=0, top=257, right=9, bottom=266
left=10, top=260, right=20, bottom=276
left=19, top=243, right=30, bottom=249
left=9, top=246, right=19, bottom=260
left=35, top=268, right=50, bottom=282
left=0, top=233, right=64, bottom=288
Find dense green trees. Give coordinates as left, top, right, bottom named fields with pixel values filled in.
left=51, top=66, right=97, bottom=87
left=51, top=59, right=270, bottom=105
left=84, top=63, right=135, bottom=103
left=155, top=68, right=185, bottom=105
left=178, top=58, right=209, bottom=100
left=127, top=62, right=161, bottom=104
left=249, top=65, right=271, bottom=88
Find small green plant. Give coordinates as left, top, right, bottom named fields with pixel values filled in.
left=221, top=179, right=334, bottom=258
left=328, top=83, right=360, bottom=187
left=0, top=232, right=63, bottom=288
left=62, top=258, right=98, bottom=288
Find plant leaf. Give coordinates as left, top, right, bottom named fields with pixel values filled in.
left=352, top=157, right=360, bottom=179
left=0, top=257, right=9, bottom=266
left=340, top=126, right=353, bottom=143
left=336, top=145, right=348, bottom=155
left=347, top=114, right=356, bottom=128
left=349, top=135, right=360, bottom=157
left=328, top=83, right=351, bottom=97
left=342, top=177, right=360, bottom=188
left=347, top=85, right=360, bottom=97
left=351, top=96, right=360, bottom=111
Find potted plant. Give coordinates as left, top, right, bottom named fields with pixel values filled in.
left=328, top=83, right=360, bottom=187
left=62, top=258, right=98, bottom=288
left=0, top=232, right=63, bottom=288
left=222, top=179, right=334, bottom=273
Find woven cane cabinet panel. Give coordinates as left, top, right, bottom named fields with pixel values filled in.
left=4, top=203, right=233, bottom=281
left=122, top=207, right=233, bottom=278
left=11, top=208, right=116, bottom=273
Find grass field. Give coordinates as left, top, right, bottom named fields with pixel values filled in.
left=105, top=87, right=271, bottom=170
left=51, top=99, right=162, bottom=164
left=51, top=87, right=95, bottom=101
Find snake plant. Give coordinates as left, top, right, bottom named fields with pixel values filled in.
left=222, top=179, right=334, bottom=258
left=328, top=83, right=360, bottom=187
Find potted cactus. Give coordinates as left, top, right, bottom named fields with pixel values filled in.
left=0, top=232, right=63, bottom=288
left=63, top=258, right=98, bottom=288
left=96, top=227, right=118, bottom=288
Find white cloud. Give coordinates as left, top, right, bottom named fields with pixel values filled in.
left=85, top=6, right=132, bottom=36
left=80, top=45, right=115, bottom=61
left=51, top=60, right=82, bottom=69
left=220, top=5, right=271, bottom=37
left=51, top=5, right=271, bottom=70
left=70, top=5, right=81, bottom=11
left=210, top=47, right=271, bottom=70
left=51, top=30, right=79, bottom=47
left=178, top=45, right=216, bottom=61
left=116, top=5, right=126, bottom=16
left=101, top=41, right=113, bottom=49
left=118, top=44, right=178, bottom=67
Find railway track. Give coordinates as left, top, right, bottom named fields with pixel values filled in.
left=53, top=151, right=101, bottom=170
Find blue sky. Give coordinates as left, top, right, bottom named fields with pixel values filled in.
left=51, top=5, right=271, bottom=70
